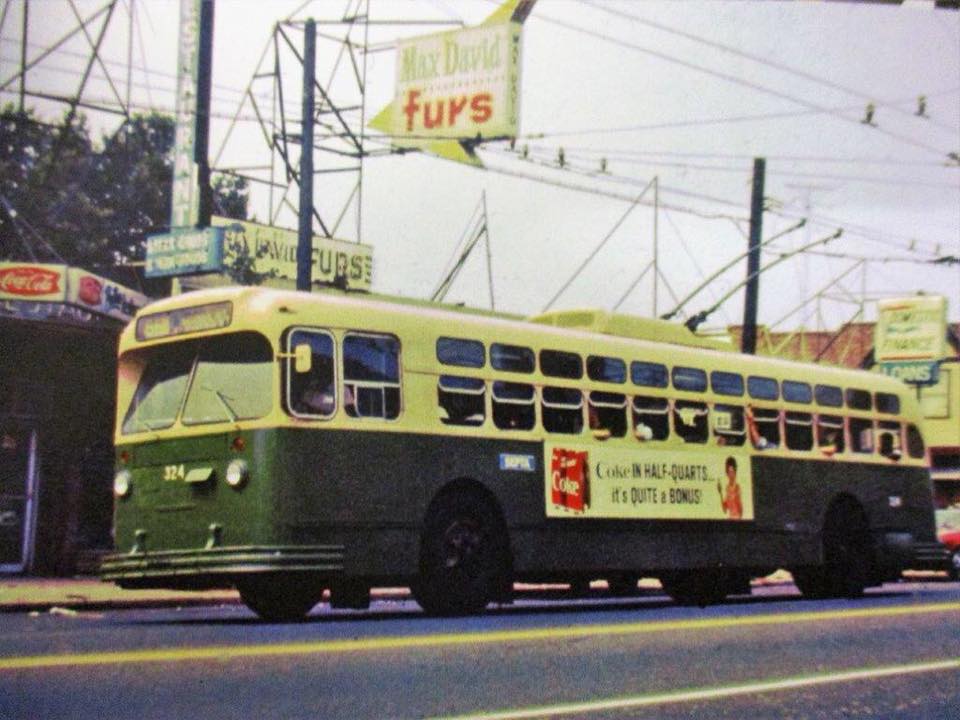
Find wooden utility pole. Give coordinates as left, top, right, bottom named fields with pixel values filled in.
left=741, top=158, right=766, bottom=354
left=296, top=19, right=316, bottom=292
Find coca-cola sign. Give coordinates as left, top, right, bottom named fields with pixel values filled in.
left=550, top=448, right=590, bottom=513
left=0, top=266, right=62, bottom=297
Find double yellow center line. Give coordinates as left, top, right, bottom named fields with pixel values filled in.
left=2, top=602, right=958, bottom=671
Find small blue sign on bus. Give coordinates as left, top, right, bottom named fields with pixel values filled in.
left=145, top=227, right=224, bottom=278
left=499, top=454, right=536, bottom=472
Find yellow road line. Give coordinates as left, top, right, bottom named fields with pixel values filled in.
left=1, top=601, right=958, bottom=671
left=436, top=658, right=960, bottom=720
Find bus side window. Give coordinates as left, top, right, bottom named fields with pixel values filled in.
left=785, top=411, right=814, bottom=451
left=542, top=387, right=584, bottom=434
left=673, top=400, right=708, bottom=444
left=906, top=424, right=925, bottom=459
left=438, top=376, right=485, bottom=426
left=492, top=381, right=536, bottom=430
left=849, top=417, right=874, bottom=454
left=589, top=391, right=627, bottom=437
left=288, top=329, right=336, bottom=418
left=632, top=396, right=669, bottom=440
left=713, top=404, right=745, bottom=446
left=747, top=406, right=781, bottom=449
left=817, top=414, right=845, bottom=455
left=878, top=420, right=902, bottom=460
left=342, top=333, right=401, bottom=420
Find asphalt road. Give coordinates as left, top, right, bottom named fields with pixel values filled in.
left=2, top=581, right=959, bottom=719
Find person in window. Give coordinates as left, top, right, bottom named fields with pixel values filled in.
left=717, top=456, right=743, bottom=519
left=300, top=376, right=335, bottom=415
left=820, top=429, right=839, bottom=457
left=746, top=405, right=777, bottom=450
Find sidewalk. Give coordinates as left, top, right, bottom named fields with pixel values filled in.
left=0, top=577, right=239, bottom=613
left=0, top=573, right=800, bottom=614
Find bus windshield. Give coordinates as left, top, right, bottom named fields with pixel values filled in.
left=121, top=332, right=273, bottom=434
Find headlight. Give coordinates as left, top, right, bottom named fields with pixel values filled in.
left=225, top=459, right=249, bottom=488
left=114, top=469, right=132, bottom=498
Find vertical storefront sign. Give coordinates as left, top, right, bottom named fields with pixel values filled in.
left=170, top=0, right=202, bottom=229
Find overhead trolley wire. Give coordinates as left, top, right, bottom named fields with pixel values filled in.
left=585, top=1, right=959, bottom=136
left=527, top=8, right=954, bottom=158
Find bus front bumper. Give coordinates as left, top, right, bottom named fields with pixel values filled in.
left=100, top=545, right=345, bottom=589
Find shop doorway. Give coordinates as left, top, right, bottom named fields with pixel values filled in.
left=0, top=426, right=39, bottom=573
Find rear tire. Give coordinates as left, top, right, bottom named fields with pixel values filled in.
left=413, top=492, right=509, bottom=616
left=237, top=575, right=323, bottom=622
left=793, top=501, right=872, bottom=600
left=948, top=550, right=960, bottom=582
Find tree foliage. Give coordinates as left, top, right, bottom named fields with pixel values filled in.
left=0, top=106, right=248, bottom=284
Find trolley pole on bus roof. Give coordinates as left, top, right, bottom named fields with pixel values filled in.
left=741, top=157, right=766, bottom=355
left=297, top=19, right=317, bottom=292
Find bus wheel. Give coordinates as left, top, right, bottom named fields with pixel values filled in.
left=794, top=503, right=872, bottom=600
left=413, top=493, right=508, bottom=616
left=950, top=551, right=960, bottom=582
left=237, top=575, right=323, bottom=622
left=660, top=571, right=727, bottom=607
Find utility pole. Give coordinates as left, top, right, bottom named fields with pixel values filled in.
left=296, top=19, right=316, bottom=292
left=741, top=157, right=765, bottom=354
left=652, top=176, right=659, bottom=317
left=195, top=0, right=215, bottom=228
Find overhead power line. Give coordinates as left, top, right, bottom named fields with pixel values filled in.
left=585, top=1, right=959, bottom=135
left=528, top=8, right=954, bottom=158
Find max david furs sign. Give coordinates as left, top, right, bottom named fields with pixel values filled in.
left=875, top=295, right=948, bottom=386
left=368, top=13, right=525, bottom=166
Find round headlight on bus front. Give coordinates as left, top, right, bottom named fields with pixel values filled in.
left=225, top=459, right=249, bottom=489
left=113, top=469, right=132, bottom=498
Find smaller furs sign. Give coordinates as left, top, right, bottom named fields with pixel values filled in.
left=215, top=217, right=373, bottom=292
left=875, top=295, right=947, bottom=386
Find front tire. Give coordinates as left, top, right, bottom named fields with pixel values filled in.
left=413, top=492, right=509, bottom=616
left=949, top=550, right=960, bottom=582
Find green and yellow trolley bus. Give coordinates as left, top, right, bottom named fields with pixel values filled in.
left=101, top=286, right=944, bottom=619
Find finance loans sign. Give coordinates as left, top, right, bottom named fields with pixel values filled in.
left=545, top=444, right=754, bottom=522
left=875, top=296, right=947, bottom=386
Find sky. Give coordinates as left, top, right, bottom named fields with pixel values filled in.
left=2, top=0, right=959, bottom=330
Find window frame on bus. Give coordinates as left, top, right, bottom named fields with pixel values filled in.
left=284, top=326, right=338, bottom=420
left=341, top=331, right=402, bottom=421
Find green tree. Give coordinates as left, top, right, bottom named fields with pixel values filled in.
left=0, top=106, right=249, bottom=286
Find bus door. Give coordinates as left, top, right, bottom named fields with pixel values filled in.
left=0, top=425, right=38, bottom=573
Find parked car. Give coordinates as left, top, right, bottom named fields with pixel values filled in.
left=935, top=508, right=960, bottom=581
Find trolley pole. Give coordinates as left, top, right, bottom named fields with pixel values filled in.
left=297, top=19, right=317, bottom=292
left=741, top=157, right=765, bottom=354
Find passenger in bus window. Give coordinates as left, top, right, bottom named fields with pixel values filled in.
left=879, top=432, right=902, bottom=461
left=746, top=405, right=778, bottom=450
left=717, top=456, right=743, bottom=519
left=300, top=379, right=335, bottom=414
